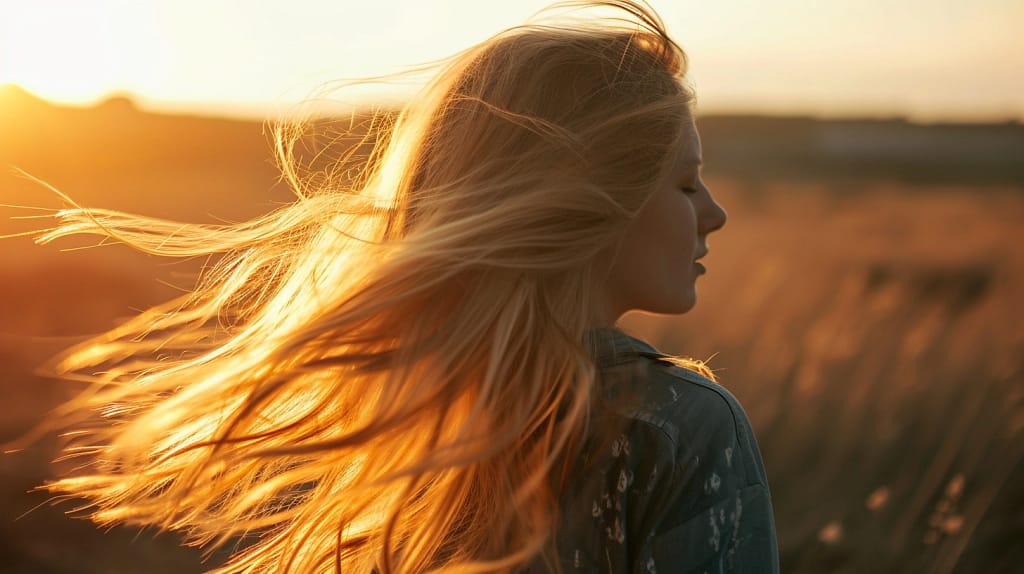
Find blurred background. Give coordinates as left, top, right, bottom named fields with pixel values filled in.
left=1, top=0, right=1022, bottom=572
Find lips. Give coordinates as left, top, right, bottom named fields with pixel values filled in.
left=693, top=251, right=708, bottom=275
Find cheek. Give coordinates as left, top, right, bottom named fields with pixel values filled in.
left=646, top=197, right=698, bottom=260
left=605, top=191, right=702, bottom=313
left=614, top=206, right=696, bottom=291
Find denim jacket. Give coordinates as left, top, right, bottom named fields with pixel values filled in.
left=555, top=328, right=780, bottom=573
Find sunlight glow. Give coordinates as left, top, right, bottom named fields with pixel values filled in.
left=0, top=0, right=1020, bottom=121
left=0, top=2, right=169, bottom=105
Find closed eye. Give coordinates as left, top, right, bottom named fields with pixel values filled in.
left=679, top=187, right=699, bottom=194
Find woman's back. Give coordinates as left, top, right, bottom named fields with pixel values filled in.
left=556, top=328, right=778, bottom=572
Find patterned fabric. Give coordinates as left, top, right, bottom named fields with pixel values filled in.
left=555, top=328, right=780, bottom=573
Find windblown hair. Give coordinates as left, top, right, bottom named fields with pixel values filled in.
left=38, top=1, right=703, bottom=572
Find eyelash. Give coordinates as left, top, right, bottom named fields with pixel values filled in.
left=679, top=187, right=699, bottom=194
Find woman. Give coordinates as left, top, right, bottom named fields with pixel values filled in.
left=36, top=1, right=778, bottom=572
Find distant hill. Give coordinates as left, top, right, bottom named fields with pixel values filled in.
left=697, top=114, right=1024, bottom=188
left=0, top=84, right=53, bottom=119
left=0, top=87, right=289, bottom=224
left=2, top=86, right=1021, bottom=198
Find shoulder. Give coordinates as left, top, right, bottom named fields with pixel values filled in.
left=632, top=359, right=746, bottom=449
left=589, top=327, right=749, bottom=444
left=598, top=349, right=766, bottom=489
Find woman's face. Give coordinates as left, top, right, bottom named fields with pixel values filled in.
left=602, top=121, right=727, bottom=322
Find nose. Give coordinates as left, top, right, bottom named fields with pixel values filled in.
left=699, top=188, right=727, bottom=235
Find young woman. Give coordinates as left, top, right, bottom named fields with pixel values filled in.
left=35, top=1, right=778, bottom=571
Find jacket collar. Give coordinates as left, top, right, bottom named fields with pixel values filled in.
left=585, top=327, right=663, bottom=368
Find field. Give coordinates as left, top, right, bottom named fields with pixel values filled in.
left=1, top=88, right=1022, bottom=572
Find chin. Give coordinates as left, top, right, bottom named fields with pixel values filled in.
left=669, top=298, right=697, bottom=315
left=638, top=290, right=697, bottom=316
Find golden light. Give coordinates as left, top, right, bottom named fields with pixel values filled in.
left=0, top=2, right=162, bottom=105
left=0, top=0, right=1019, bottom=121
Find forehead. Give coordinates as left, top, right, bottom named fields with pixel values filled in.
left=674, top=122, right=703, bottom=168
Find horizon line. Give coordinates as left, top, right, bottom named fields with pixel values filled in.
left=2, top=83, right=1021, bottom=127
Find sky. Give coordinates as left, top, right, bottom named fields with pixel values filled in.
left=0, top=0, right=1021, bottom=122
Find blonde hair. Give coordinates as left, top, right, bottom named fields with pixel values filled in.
left=37, top=1, right=697, bottom=571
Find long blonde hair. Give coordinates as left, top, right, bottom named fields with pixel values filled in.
left=37, top=1, right=695, bottom=571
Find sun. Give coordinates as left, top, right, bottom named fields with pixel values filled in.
left=0, top=2, right=158, bottom=106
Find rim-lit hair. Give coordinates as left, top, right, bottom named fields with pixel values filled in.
left=36, top=1, right=701, bottom=572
